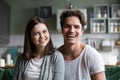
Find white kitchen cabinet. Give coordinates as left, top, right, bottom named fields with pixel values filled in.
left=108, top=4, right=120, bottom=33
left=94, top=4, right=109, bottom=18
left=90, top=4, right=120, bottom=33
left=111, top=4, right=120, bottom=18
left=90, top=4, right=109, bottom=33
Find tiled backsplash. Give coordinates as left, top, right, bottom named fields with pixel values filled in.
left=1, top=33, right=120, bottom=47
left=0, top=33, right=120, bottom=64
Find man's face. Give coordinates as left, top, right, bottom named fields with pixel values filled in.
left=62, top=16, right=84, bottom=45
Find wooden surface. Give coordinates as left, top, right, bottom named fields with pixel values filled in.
left=105, top=61, right=120, bottom=67
left=0, top=64, right=14, bottom=69
left=116, top=61, right=120, bottom=65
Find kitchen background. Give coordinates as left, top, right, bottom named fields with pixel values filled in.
left=0, top=0, right=120, bottom=65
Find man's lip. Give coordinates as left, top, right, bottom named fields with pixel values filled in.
left=66, top=34, right=76, bottom=37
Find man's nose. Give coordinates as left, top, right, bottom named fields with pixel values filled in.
left=69, top=26, right=75, bottom=32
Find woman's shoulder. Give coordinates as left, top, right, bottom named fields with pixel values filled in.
left=49, top=50, right=64, bottom=65
left=17, top=53, right=25, bottom=61
left=52, top=50, right=63, bottom=57
left=49, top=49, right=64, bottom=60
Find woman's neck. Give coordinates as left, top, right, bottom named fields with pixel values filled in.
left=35, top=47, right=46, bottom=59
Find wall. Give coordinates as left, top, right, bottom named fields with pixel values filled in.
left=0, top=0, right=120, bottom=65
left=0, top=33, right=120, bottom=65
left=5, top=0, right=119, bottom=34
left=0, top=0, right=10, bottom=44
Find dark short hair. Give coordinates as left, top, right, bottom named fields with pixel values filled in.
left=23, top=16, right=54, bottom=60
left=60, top=10, right=86, bottom=30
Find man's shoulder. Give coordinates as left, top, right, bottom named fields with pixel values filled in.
left=85, top=45, right=97, bottom=52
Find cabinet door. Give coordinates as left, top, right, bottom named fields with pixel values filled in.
left=111, top=4, right=120, bottom=18
left=0, top=1, right=10, bottom=45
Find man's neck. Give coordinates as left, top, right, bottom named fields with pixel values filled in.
left=59, top=43, right=85, bottom=61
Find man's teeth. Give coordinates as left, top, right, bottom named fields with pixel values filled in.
left=67, top=35, right=75, bottom=37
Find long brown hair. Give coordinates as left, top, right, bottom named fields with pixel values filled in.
left=23, top=16, right=54, bottom=60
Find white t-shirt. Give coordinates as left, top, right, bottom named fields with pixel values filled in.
left=64, top=45, right=105, bottom=80
left=24, top=57, right=44, bottom=80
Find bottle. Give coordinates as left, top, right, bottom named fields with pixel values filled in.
left=92, top=22, right=96, bottom=32
left=110, top=23, right=113, bottom=32
left=96, top=23, right=100, bottom=32
left=114, top=22, right=118, bottom=32
left=0, top=58, right=5, bottom=67
left=100, top=22, right=105, bottom=32
left=97, top=10, right=101, bottom=18
left=118, top=23, right=120, bottom=32
left=6, top=54, right=11, bottom=65
left=103, top=10, right=107, bottom=18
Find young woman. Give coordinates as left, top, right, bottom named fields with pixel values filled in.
left=14, top=16, right=65, bottom=80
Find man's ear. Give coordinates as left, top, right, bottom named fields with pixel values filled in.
left=81, top=29, right=84, bottom=36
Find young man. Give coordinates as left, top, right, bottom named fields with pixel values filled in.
left=58, top=10, right=106, bottom=80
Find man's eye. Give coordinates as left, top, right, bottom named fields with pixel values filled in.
left=74, top=25, right=81, bottom=29
left=64, top=24, right=70, bottom=28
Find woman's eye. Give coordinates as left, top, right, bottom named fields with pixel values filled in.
left=33, top=32, right=39, bottom=36
left=43, top=30, right=47, bottom=33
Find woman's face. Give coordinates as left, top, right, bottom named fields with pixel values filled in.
left=31, top=23, right=50, bottom=48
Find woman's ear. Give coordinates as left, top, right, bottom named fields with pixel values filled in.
left=61, top=27, right=63, bottom=33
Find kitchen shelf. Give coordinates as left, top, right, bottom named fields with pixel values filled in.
left=90, top=4, right=120, bottom=34
left=90, top=18, right=106, bottom=33
left=108, top=18, right=120, bottom=33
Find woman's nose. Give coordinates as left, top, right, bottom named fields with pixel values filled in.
left=39, top=33, right=44, bottom=38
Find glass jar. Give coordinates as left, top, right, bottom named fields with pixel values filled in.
left=96, top=23, right=100, bottom=32
left=97, top=10, right=101, bottom=18
left=110, top=23, right=113, bottom=32
left=103, top=10, right=107, bottom=18
left=92, top=22, right=96, bottom=32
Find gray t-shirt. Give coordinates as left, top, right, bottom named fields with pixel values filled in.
left=24, top=57, right=44, bottom=80
left=64, top=45, right=105, bottom=80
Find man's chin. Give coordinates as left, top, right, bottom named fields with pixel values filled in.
left=65, top=41, right=76, bottom=44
